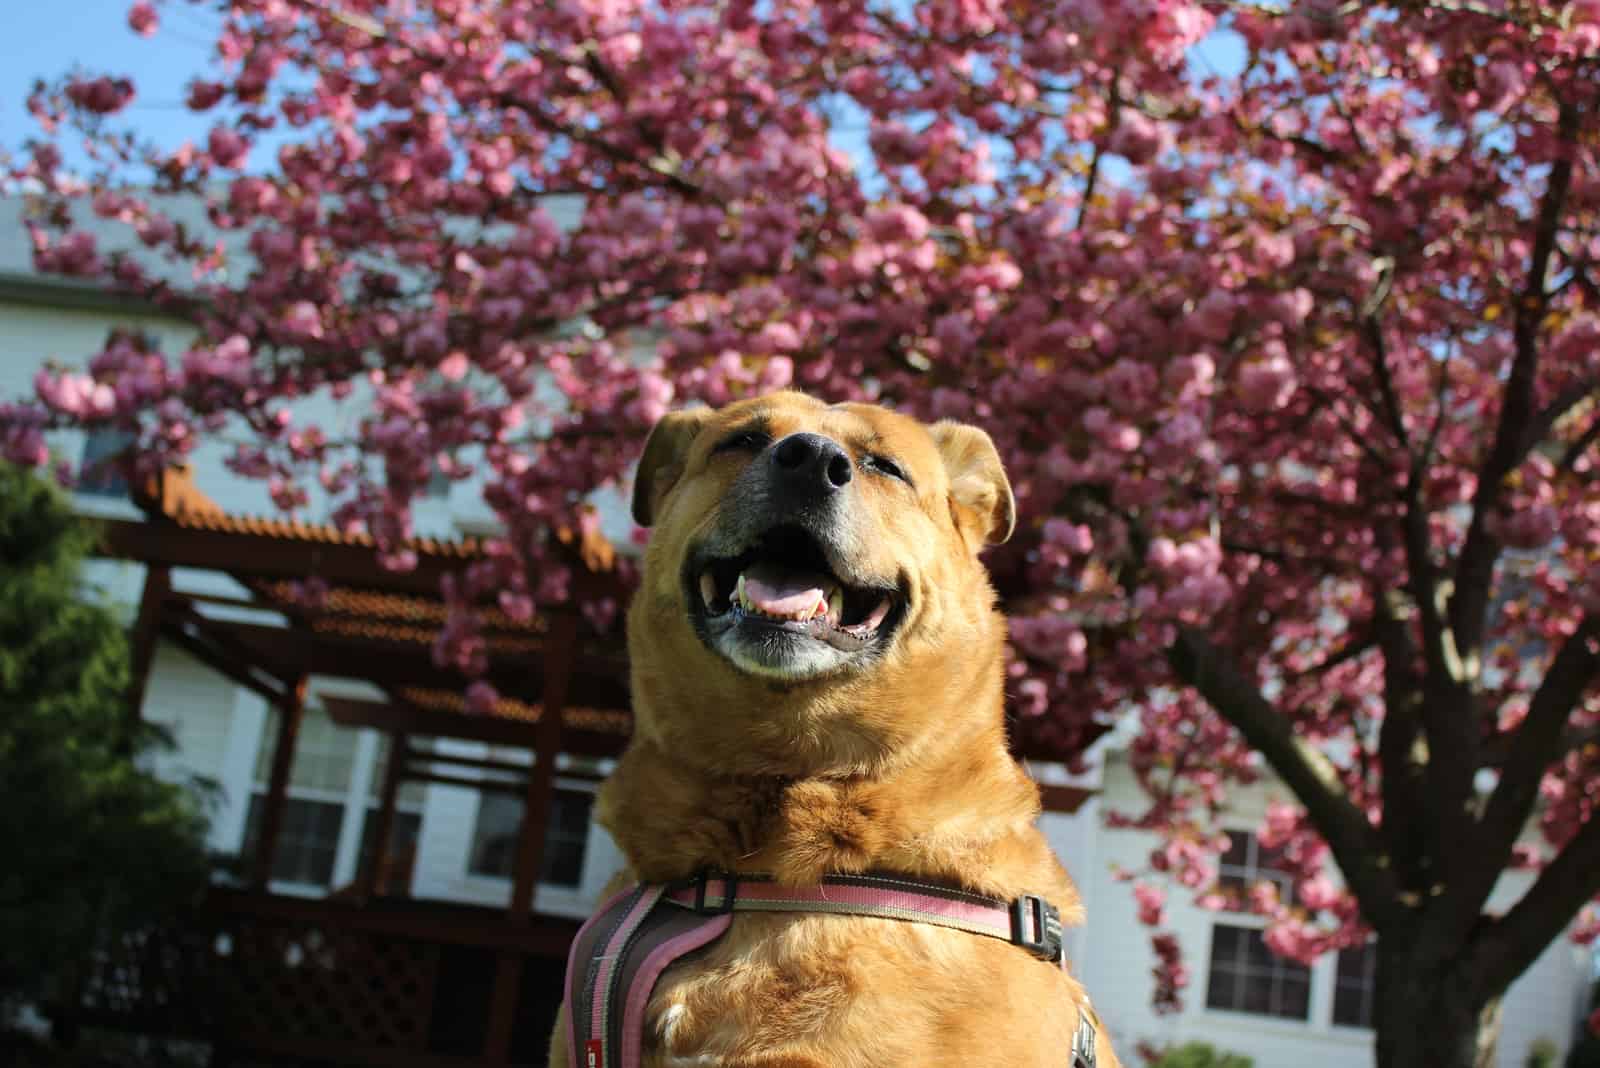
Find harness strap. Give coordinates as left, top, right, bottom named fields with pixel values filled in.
left=564, top=871, right=1094, bottom=1068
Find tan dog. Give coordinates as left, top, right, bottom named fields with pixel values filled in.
left=550, top=391, right=1119, bottom=1068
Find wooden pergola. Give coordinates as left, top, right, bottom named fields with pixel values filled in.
left=83, top=467, right=1098, bottom=1066
left=91, top=468, right=638, bottom=1064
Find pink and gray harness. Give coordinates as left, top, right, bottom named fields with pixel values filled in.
left=563, top=870, right=1097, bottom=1068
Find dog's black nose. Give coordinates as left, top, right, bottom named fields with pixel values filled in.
left=772, top=432, right=853, bottom=493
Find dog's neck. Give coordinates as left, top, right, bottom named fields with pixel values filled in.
left=595, top=716, right=1053, bottom=899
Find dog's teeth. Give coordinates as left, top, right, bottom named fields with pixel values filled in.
left=735, top=572, right=748, bottom=610
left=828, top=587, right=844, bottom=622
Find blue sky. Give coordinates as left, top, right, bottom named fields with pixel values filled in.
left=1, top=3, right=1247, bottom=192
left=1, top=0, right=220, bottom=158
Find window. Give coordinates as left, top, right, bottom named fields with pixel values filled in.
left=78, top=428, right=134, bottom=497
left=246, top=708, right=359, bottom=889
left=469, top=788, right=594, bottom=887
left=1206, top=923, right=1313, bottom=1020
left=1333, top=941, right=1378, bottom=1028
left=240, top=796, right=345, bottom=885
left=245, top=714, right=430, bottom=894
left=1217, top=829, right=1295, bottom=906
left=1206, top=830, right=1311, bottom=1020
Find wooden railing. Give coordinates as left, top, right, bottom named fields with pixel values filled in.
left=73, top=889, right=582, bottom=1067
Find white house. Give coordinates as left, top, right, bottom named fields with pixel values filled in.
left=2, top=197, right=1592, bottom=1066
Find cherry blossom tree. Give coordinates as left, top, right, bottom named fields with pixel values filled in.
left=5, top=1, right=1600, bottom=1064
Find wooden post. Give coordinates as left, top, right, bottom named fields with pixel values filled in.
left=355, top=729, right=406, bottom=900
left=485, top=612, right=578, bottom=1064
left=252, top=676, right=308, bottom=889
left=121, top=564, right=170, bottom=753
left=508, top=612, right=578, bottom=919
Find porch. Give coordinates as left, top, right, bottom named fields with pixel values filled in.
left=66, top=467, right=1099, bottom=1067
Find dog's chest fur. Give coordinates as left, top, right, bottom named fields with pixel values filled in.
left=642, top=911, right=1079, bottom=1068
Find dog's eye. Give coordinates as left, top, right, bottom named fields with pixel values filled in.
left=713, top=429, right=770, bottom=454
left=863, top=454, right=910, bottom=484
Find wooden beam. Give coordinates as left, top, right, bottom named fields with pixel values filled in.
left=1035, top=784, right=1095, bottom=815
left=320, top=695, right=628, bottom=758
left=160, top=621, right=289, bottom=708
left=355, top=730, right=406, bottom=902
left=94, top=516, right=629, bottom=604
left=483, top=953, right=524, bottom=1068
left=95, top=518, right=468, bottom=595
left=202, top=619, right=632, bottom=710
left=203, top=886, right=580, bottom=956
left=487, top=614, right=578, bottom=1065
left=399, top=769, right=529, bottom=796
left=509, top=613, right=579, bottom=920
left=122, top=564, right=170, bottom=752
left=404, top=748, right=530, bottom=776
left=252, top=677, right=308, bottom=888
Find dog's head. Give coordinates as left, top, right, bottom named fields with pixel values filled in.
left=626, top=391, right=1015, bottom=775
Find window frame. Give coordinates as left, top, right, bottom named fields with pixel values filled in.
left=1331, top=940, right=1379, bottom=1030
left=1204, top=920, right=1315, bottom=1022
left=465, top=778, right=598, bottom=889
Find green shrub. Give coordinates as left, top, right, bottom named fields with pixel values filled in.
left=1149, top=1041, right=1254, bottom=1068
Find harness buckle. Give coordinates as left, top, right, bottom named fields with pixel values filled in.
left=1070, top=1011, right=1097, bottom=1067
left=690, top=870, right=738, bottom=915
left=1009, top=893, right=1063, bottom=963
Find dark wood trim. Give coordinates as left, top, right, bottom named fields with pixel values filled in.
left=509, top=614, right=579, bottom=922
left=252, top=677, right=308, bottom=888
left=483, top=952, right=525, bottom=1067
left=406, top=748, right=532, bottom=776
left=320, top=695, right=628, bottom=758
left=96, top=517, right=476, bottom=596
left=356, top=730, right=407, bottom=901
left=122, top=564, right=170, bottom=752
left=203, top=887, right=580, bottom=956
left=196, top=617, right=632, bottom=710
left=1036, top=784, right=1094, bottom=814
left=400, top=769, right=529, bottom=796
left=159, top=621, right=289, bottom=708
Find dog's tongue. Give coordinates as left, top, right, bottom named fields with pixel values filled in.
left=741, top=561, right=828, bottom=618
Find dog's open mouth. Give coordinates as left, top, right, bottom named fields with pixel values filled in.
left=689, top=525, right=903, bottom=655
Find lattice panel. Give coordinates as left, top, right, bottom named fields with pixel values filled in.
left=215, top=917, right=439, bottom=1051
left=81, top=923, right=219, bottom=1036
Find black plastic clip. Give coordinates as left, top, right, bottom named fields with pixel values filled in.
left=1010, top=893, right=1063, bottom=963
left=690, top=870, right=738, bottom=915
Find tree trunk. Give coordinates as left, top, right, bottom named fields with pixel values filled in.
left=1374, top=938, right=1503, bottom=1068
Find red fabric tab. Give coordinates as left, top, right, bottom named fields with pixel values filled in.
left=584, top=1039, right=603, bottom=1067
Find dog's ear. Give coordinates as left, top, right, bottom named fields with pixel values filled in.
left=929, top=421, right=1016, bottom=546
left=631, top=407, right=714, bottom=527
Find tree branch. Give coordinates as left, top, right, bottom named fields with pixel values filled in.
left=1426, top=617, right=1600, bottom=949
left=1474, top=811, right=1600, bottom=998
left=1480, top=619, right=1600, bottom=872
left=1557, top=406, right=1600, bottom=474
left=1167, top=626, right=1403, bottom=927
left=1373, top=588, right=1429, bottom=891
left=1450, top=98, right=1581, bottom=662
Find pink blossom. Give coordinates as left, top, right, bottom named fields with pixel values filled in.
left=1238, top=347, right=1297, bottom=411
left=1134, top=882, right=1167, bottom=926
left=127, top=2, right=158, bottom=36
left=208, top=125, right=250, bottom=169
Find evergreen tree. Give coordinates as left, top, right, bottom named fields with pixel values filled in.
left=0, top=463, right=210, bottom=1012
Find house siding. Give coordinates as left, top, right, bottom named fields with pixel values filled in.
left=1044, top=754, right=1591, bottom=1066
